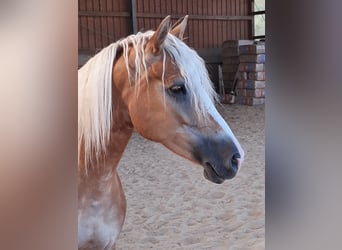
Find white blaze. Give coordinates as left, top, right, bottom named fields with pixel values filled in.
left=207, top=103, right=245, bottom=161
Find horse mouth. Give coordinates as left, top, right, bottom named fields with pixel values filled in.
left=203, top=163, right=225, bottom=184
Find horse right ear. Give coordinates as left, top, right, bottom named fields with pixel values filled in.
left=147, top=16, right=171, bottom=55
left=170, top=15, right=188, bottom=39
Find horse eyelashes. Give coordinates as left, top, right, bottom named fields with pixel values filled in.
left=169, top=84, right=187, bottom=95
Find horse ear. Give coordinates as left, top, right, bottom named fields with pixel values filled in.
left=147, top=15, right=171, bottom=54
left=170, top=15, right=189, bottom=39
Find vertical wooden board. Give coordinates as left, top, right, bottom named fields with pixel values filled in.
left=166, top=0, right=171, bottom=16
left=203, top=0, right=207, bottom=15
left=137, top=17, right=143, bottom=32
left=150, top=1, right=155, bottom=29
left=222, top=0, right=227, bottom=15
left=227, top=0, right=231, bottom=15
left=120, top=0, right=129, bottom=37
left=191, top=0, right=197, bottom=47
left=200, top=22, right=204, bottom=48
left=217, top=0, right=226, bottom=16
left=240, top=20, right=244, bottom=39
left=208, top=0, right=212, bottom=48
left=116, top=0, right=122, bottom=41
left=218, top=20, right=223, bottom=48
left=124, top=17, right=130, bottom=37
left=197, top=0, right=202, bottom=15
left=143, top=0, right=150, bottom=30
left=137, top=0, right=144, bottom=31
left=106, top=0, right=114, bottom=44
left=236, top=0, right=240, bottom=16
left=79, top=1, right=89, bottom=49
left=86, top=0, right=95, bottom=50
left=210, top=0, right=221, bottom=48
left=214, top=0, right=222, bottom=16
left=197, top=0, right=203, bottom=48
left=155, top=0, right=160, bottom=14
left=99, top=0, right=108, bottom=46
left=150, top=0, right=155, bottom=29
left=241, top=0, right=247, bottom=15
left=171, top=0, right=177, bottom=14
left=160, top=0, right=166, bottom=14
left=182, top=0, right=187, bottom=18
left=203, top=0, right=208, bottom=48
left=193, top=19, right=198, bottom=48
left=231, top=0, right=234, bottom=15
left=232, top=20, right=236, bottom=40
left=236, top=0, right=240, bottom=15
left=222, top=20, right=226, bottom=43
left=93, top=0, right=102, bottom=49
left=179, top=0, right=184, bottom=15
left=228, top=20, right=233, bottom=40
left=187, top=0, right=192, bottom=15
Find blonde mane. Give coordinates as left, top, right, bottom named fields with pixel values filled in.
left=78, top=31, right=217, bottom=167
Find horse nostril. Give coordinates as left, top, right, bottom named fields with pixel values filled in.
left=230, top=153, right=241, bottom=171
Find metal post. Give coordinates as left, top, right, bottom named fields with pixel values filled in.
left=130, top=0, right=138, bottom=34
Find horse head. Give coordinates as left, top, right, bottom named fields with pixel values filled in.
left=113, top=16, right=245, bottom=184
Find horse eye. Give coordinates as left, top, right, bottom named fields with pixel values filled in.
left=169, top=84, right=186, bottom=95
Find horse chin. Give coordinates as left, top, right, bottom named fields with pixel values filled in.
left=203, top=166, right=225, bottom=184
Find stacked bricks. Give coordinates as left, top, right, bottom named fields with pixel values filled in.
left=222, top=40, right=254, bottom=92
left=222, top=40, right=266, bottom=105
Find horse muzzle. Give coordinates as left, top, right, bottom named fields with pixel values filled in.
left=192, top=137, right=244, bottom=184
left=203, top=153, right=242, bottom=184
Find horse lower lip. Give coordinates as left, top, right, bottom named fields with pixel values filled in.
left=205, top=162, right=220, bottom=176
left=205, top=162, right=218, bottom=175
left=203, top=167, right=224, bottom=184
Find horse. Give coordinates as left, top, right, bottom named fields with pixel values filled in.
left=78, top=15, right=245, bottom=249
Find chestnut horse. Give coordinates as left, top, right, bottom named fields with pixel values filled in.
left=78, top=16, right=244, bottom=249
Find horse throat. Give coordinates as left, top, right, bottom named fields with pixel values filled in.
left=78, top=98, right=133, bottom=249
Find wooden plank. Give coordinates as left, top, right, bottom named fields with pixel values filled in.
left=106, top=0, right=114, bottom=44
left=93, top=0, right=102, bottom=49
left=134, top=13, right=253, bottom=21
left=78, top=0, right=255, bottom=52
left=79, top=0, right=88, bottom=49
left=86, top=0, right=95, bottom=50
left=203, top=0, right=208, bottom=48
left=79, top=11, right=130, bottom=17
left=117, top=0, right=122, bottom=41
left=137, top=0, right=143, bottom=31
left=143, top=0, right=150, bottom=29
left=99, top=0, right=108, bottom=46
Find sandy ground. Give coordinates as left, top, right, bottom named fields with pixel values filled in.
left=116, top=104, right=265, bottom=250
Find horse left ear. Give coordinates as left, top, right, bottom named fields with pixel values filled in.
left=147, top=15, right=171, bottom=54
left=170, top=15, right=189, bottom=39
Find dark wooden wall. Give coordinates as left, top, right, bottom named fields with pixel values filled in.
left=79, top=0, right=253, bottom=53
left=78, top=0, right=254, bottom=88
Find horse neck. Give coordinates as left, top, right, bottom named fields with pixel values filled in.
left=79, top=120, right=133, bottom=181
left=80, top=60, right=134, bottom=179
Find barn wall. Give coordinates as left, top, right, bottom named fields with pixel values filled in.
left=78, top=0, right=253, bottom=53
left=78, top=0, right=253, bottom=88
